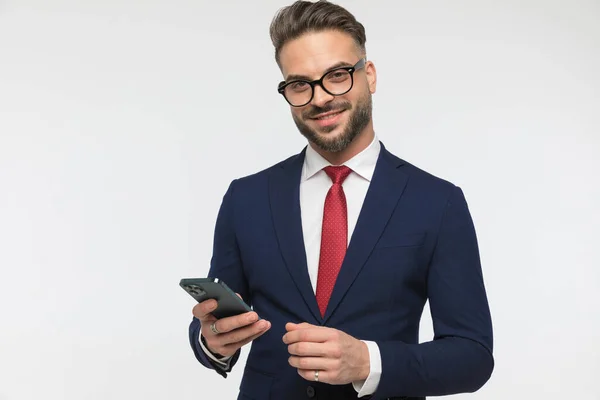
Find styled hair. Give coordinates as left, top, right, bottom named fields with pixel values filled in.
left=269, top=0, right=367, bottom=67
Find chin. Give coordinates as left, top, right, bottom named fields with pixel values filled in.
left=314, top=130, right=356, bottom=154
left=310, top=120, right=345, bottom=135
left=294, top=113, right=358, bottom=154
left=314, top=128, right=344, bottom=143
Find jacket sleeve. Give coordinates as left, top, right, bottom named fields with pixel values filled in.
left=373, top=186, right=494, bottom=399
left=188, top=179, right=249, bottom=377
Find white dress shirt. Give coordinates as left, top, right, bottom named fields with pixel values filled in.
left=200, top=135, right=383, bottom=397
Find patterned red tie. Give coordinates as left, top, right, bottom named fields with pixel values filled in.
left=316, top=165, right=352, bottom=317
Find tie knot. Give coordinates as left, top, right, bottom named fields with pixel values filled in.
left=323, top=165, right=352, bottom=185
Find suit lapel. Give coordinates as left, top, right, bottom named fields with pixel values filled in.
left=323, top=144, right=409, bottom=323
left=269, top=149, right=323, bottom=323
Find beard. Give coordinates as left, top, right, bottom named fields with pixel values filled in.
left=292, top=91, right=372, bottom=153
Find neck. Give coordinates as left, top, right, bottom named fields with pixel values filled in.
left=310, top=123, right=375, bottom=165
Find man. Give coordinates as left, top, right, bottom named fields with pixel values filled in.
left=188, top=1, right=494, bottom=399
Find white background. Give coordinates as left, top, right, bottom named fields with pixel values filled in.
left=1, top=0, right=599, bottom=399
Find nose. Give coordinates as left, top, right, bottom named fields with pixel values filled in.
left=310, top=83, right=335, bottom=108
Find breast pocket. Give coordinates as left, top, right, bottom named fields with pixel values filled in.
left=369, top=232, right=429, bottom=298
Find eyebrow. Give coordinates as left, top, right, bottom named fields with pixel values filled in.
left=285, top=61, right=355, bottom=82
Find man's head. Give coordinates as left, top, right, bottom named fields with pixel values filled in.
left=270, top=1, right=377, bottom=155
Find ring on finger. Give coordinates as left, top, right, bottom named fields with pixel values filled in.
left=314, top=370, right=319, bottom=382
left=210, top=322, right=220, bottom=335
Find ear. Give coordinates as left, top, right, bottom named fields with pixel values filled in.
left=365, top=60, right=377, bottom=94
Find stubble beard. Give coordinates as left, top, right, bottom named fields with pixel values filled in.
left=292, top=92, right=372, bottom=153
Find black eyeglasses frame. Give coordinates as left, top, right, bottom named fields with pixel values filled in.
left=277, top=58, right=367, bottom=107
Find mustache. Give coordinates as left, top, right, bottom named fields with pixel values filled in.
left=303, top=102, right=352, bottom=119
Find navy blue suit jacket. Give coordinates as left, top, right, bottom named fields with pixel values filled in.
left=189, top=143, right=494, bottom=400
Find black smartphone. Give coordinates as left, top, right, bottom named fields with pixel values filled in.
left=179, top=277, right=253, bottom=319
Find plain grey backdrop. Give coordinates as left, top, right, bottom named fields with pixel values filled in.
left=0, top=0, right=599, bottom=399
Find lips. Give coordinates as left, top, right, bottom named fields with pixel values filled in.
left=311, top=109, right=345, bottom=120
left=310, top=109, right=346, bottom=128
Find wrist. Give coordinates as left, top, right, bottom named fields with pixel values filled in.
left=358, top=340, right=371, bottom=381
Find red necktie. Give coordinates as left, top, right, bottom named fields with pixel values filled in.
left=316, top=165, right=352, bottom=317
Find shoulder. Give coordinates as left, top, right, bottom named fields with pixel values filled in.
left=382, top=145, right=475, bottom=229
left=226, top=148, right=305, bottom=192
left=384, top=144, right=455, bottom=186
left=381, top=143, right=464, bottom=205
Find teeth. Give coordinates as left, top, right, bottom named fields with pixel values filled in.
left=317, top=112, right=341, bottom=120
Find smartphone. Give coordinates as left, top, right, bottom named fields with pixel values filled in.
left=179, top=277, right=253, bottom=319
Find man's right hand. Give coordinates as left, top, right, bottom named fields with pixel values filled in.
left=193, top=295, right=271, bottom=358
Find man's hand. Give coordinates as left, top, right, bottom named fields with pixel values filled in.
left=283, top=322, right=370, bottom=385
left=193, top=295, right=271, bottom=358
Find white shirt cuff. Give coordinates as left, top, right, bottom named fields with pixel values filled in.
left=352, top=340, right=382, bottom=397
left=198, top=333, right=232, bottom=367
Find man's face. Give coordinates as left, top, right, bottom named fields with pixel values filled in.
left=278, top=30, right=377, bottom=153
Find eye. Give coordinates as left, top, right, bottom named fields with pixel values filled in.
left=326, top=70, right=350, bottom=82
left=288, top=81, right=310, bottom=92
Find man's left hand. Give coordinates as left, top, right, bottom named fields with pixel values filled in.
left=283, top=322, right=370, bottom=385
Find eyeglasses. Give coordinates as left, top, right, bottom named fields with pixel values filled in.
left=277, top=59, right=366, bottom=107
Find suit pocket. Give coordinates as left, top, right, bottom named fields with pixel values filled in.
left=375, top=232, right=426, bottom=249
left=239, top=366, right=274, bottom=400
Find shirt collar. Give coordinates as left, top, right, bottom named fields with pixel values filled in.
left=301, top=135, right=381, bottom=182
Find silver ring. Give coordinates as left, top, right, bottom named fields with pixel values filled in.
left=209, top=322, right=220, bottom=335
left=314, top=370, right=319, bottom=382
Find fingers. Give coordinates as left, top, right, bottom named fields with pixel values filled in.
left=205, top=319, right=271, bottom=357
left=199, top=309, right=258, bottom=336
left=288, top=356, right=336, bottom=371
left=218, top=319, right=271, bottom=346
left=192, top=299, right=218, bottom=322
left=215, top=311, right=259, bottom=334
left=200, top=311, right=260, bottom=346
left=192, top=292, right=242, bottom=322
left=283, top=326, right=333, bottom=345
left=297, top=368, right=334, bottom=383
left=285, top=322, right=313, bottom=331
left=222, top=323, right=271, bottom=352
left=287, top=341, right=328, bottom=357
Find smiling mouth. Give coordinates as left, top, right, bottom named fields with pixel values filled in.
left=311, top=110, right=345, bottom=120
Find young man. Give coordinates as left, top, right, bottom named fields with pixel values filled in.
left=188, top=1, right=494, bottom=399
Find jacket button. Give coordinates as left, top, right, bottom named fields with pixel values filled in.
left=306, top=385, right=316, bottom=398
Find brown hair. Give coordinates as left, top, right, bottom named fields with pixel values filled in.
left=269, top=0, right=367, bottom=67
